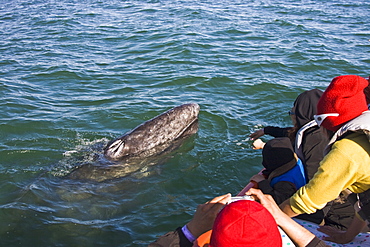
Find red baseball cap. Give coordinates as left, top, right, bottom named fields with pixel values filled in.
left=209, top=200, right=282, bottom=247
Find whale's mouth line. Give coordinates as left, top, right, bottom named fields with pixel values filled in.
left=174, top=116, right=198, bottom=139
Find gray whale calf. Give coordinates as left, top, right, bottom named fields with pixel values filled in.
left=65, top=103, right=200, bottom=181
left=104, top=103, right=200, bottom=160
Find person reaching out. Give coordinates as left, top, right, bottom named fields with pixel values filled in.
left=249, top=137, right=307, bottom=204
left=279, top=75, right=370, bottom=244
left=250, top=88, right=355, bottom=229
left=249, top=89, right=326, bottom=181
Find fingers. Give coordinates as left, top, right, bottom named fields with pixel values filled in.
left=317, top=225, right=336, bottom=235
left=322, top=235, right=335, bottom=242
left=249, top=134, right=259, bottom=140
left=208, top=193, right=231, bottom=204
left=245, top=187, right=262, bottom=199
left=317, top=225, right=329, bottom=233
left=317, top=226, right=349, bottom=244
left=201, top=194, right=231, bottom=214
left=246, top=188, right=273, bottom=203
left=245, top=188, right=282, bottom=218
left=249, top=129, right=264, bottom=140
left=317, top=227, right=331, bottom=241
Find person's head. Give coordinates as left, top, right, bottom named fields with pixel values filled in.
left=261, top=137, right=296, bottom=177
left=209, top=200, right=282, bottom=247
left=315, top=75, right=368, bottom=132
left=291, top=89, right=324, bottom=128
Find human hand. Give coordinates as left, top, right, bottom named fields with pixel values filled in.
left=247, top=188, right=317, bottom=247
left=245, top=188, right=284, bottom=220
left=186, top=194, right=231, bottom=239
left=252, top=139, right=265, bottom=149
left=249, top=128, right=265, bottom=140
left=250, top=174, right=265, bottom=184
left=317, top=225, right=352, bottom=244
left=245, top=188, right=287, bottom=225
left=318, top=215, right=367, bottom=245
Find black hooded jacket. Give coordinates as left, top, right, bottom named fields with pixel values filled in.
left=264, top=89, right=326, bottom=180
left=264, top=89, right=355, bottom=229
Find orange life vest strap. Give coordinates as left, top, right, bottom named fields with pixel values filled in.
left=192, top=230, right=212, bottom=247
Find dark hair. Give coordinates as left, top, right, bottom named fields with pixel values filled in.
left=287, top=89, right=324, bottom=142
left=364, top=76, right=370, bottom=105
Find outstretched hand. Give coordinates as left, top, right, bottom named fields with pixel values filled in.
left=317, top=226, right=351, bottom=244
left=252, top=139, right=266, bottom=149
left=317, top=215, right=367, bottom=244
left=186, top=194, right=231, bottom=239
left=249, top=128, right=265, bottom=140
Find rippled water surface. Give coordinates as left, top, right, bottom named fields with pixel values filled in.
left=1, top=0, right=369, bottom=246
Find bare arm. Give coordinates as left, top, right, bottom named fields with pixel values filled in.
left=149, top=194, right=231, bottom=247
left=247, top=188, right=317, bottom=247
left=280, top=198, right=299, bottom=217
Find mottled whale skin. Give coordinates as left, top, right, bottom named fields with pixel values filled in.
left=103, top=103, right=200, bottom=161
left=64, top=103, right=199, bottom=182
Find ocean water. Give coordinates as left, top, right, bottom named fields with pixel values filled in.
left=0, top=0, right=369, bottom=246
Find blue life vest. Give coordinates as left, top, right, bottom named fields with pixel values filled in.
left=270, top=159, right=307, bottom=189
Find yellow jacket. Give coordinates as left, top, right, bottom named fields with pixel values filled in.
left=290, top=132, right=370, bottom=214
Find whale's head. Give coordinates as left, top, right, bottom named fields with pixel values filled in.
left=104, top=103, right=200, bottom=161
